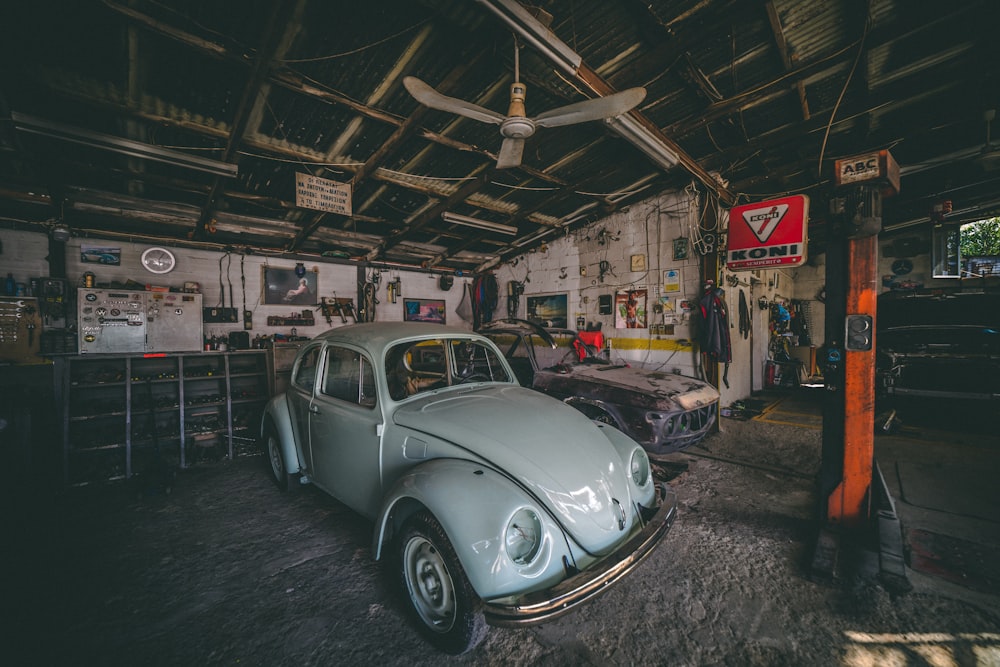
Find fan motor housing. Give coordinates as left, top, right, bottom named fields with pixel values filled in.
left=501, top=117, right=535, bottom=138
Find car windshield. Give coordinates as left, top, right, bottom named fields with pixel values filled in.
left=533, top=332, right=573, bottom=368
left=384, top=337, right=512, bottom=400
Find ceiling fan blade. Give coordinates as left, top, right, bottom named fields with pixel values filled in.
left=533, top=87, right=647, bottom=129
left=496, top=137, right=525, bottom=169
left=403, top=76, right=505, bottom=126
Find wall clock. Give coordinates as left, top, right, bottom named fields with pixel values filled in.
left=140, top=247, right=176, bottom=274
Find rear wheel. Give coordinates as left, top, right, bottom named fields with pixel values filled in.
left=264, top=425, right=295, bottom=492
left=396, top=511, right=487, bottom=655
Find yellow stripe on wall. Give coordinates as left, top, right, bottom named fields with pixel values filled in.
left=606, top=337, right=695, bottom=351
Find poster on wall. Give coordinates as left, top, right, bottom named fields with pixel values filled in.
left=80, top=245, right=121, bottom=266
left=263, top=265, right=318, bottom=305
left=526, top=293, right=568, bottom=328
left=663, top=268, right=681, bottom=293
left=615, top=289, right=647, bottom=329
left=403, top=298, right=446, bottom=324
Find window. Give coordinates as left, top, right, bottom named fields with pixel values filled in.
left=532, top=333, right=570, bottom=368
left=932, top=225, right=961, bottom=278
left=322, top=346, right=376, bottom=408
left=293, top=347, right=320, bottom=391
left=450, top=339, right=512, bottom=383
left=385, top=338, right=512, bottom=400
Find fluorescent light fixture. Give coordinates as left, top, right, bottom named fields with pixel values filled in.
left=441, top=211, right=518, bottom=235
left=11, top=112, right=238, bottom=179
left=605, top=114, right=680, bottom=170
left=475, top=0, right=582, bottom=76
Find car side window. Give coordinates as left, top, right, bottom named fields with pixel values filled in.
left=322, top=346, right=377, bottom=408
left=451, top=339, right=512, bottom=383
left=385, top=340, right=448, bottom=399
left=293, top=347, right=320, bottom=392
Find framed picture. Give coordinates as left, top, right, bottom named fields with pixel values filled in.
left=663, top=268, right=681, bottom=293
left=615, top=289, right=647, bottom=329
left=80, top=245, right=121, bottom=266
left=262, top=265, right=318, bottom=305
left=403, top=298, right=446, bottom=324
left=526, top=293, right=568, bottom=328
left=673, top=237, right=689, bottom=260
left=630, top=254, right=646, bottom=272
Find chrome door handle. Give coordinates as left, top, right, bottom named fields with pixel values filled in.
left=309, top=405, right=320, bottom=414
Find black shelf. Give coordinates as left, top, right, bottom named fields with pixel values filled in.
left=57, top=350, right=270, bottom=486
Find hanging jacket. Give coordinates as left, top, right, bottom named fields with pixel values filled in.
left=698, top=286, right=732, bottom=363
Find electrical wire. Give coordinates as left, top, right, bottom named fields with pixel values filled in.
left=817, top=8, right=872, bottom=176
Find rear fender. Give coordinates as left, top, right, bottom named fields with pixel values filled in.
left=261, top=394, right=301, bottom=474
left=373, top=458, right=571, bottom=599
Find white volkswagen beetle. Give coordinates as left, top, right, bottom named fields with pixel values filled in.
left=261, top=322, right=676, bottom=654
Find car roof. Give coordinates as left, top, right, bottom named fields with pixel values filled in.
left=312, top=322, right=486, bottom=357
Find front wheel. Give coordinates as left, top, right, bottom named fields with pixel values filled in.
left=396, top=511, right=487, bottom=655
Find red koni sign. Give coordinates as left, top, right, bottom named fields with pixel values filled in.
left=726, top=194, right=809, bottom=270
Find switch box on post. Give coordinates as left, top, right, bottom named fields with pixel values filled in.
left=845, top=314, right=873, bottom=351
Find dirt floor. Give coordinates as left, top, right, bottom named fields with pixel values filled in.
left=6, top=395, right=1000, bottom=666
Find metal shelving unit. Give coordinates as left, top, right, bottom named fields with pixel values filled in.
left=57, top=350, right=269, bottom=486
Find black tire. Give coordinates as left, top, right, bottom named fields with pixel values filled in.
left=264, top=425, right=296, bottom=492
left=396, top=511, right=488, bottom=655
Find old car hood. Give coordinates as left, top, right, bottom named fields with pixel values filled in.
left=393, top=384, right=639, bottom=554
left=536, top=363, right=718, bottom=410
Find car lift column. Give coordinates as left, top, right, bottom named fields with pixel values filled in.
left=814, top=150, right=905, bottom=583
left=825, top=233, right=877, bottom=526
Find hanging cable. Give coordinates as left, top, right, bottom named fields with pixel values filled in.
left=739, top=289, right=751, bottom=340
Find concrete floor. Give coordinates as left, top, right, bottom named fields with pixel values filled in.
left=757, top=389, right=1000, bottom=607
left=4, top=388, right=998, bottom=665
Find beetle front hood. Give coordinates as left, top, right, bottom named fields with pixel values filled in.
left=393, top=384, right=638, bottom=554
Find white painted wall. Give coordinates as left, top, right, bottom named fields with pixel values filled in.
left=12, top=198, right=941, bottom=407
left=0, top=228, right=473, bottom=345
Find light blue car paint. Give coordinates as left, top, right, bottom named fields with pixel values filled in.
left=261, top=322, right=676, bottom=626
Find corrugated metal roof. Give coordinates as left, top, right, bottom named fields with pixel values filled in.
left=1, top=0, right=997, bottom=270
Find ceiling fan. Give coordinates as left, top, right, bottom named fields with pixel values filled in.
left=403, top=44, right=646, bottom=169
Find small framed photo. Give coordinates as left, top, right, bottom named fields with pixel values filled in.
left=526, top=293, right=568, bottom=328
left=403, top=298, right=446, bottom=324
left=630, top=254, right=646, bottom=272
left=663, top=268, right=681, bottom=293
left=673, top=237, right=689, bottom=260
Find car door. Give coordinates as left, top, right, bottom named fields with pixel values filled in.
left=308, top=344, right=384, bottom=517
left=286, top=344, right=322, bottom=472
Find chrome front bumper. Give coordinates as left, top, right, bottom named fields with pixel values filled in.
left=482, top=482, right=677, bottom=627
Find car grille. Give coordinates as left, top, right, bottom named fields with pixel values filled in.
left=649, top=403, right=717, bottom=454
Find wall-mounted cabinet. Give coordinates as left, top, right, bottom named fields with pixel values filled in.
left=57, top=351, right=268, bottom=486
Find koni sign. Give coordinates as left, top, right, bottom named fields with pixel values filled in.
left=726, top=195, right=809, bottom=270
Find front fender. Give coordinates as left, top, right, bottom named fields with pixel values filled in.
left=373, top=458, right=572, bottom=600
left=593, top=422, right=657, bottom=508
left=261, top=394, right=301, bottom=474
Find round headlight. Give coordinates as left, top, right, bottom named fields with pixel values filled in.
left=630, top=447, right=651, bottom=486
left=505, top=508, right=542, bottom=565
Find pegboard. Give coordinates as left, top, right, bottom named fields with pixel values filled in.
left=0, top=296, right=43, bottom=364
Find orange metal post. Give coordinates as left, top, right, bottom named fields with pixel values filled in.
left=826, top=234, right=878, bottom=526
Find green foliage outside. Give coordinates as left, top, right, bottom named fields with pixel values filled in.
left=960, top=218, right=1000, bottom=256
